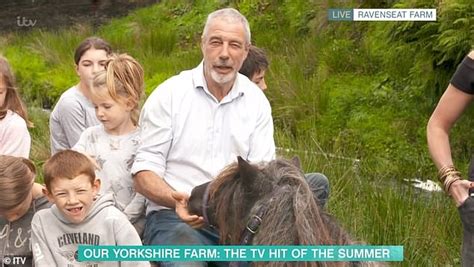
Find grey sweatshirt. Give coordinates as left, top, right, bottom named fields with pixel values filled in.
left=0, top=196, right=50, bottom=267
left=31, top=194, right=149, bottom=267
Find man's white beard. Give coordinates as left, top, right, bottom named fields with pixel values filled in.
left=210, top=69, right=235, bottom=84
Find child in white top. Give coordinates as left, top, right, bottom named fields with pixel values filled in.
left=0, top=56, right=31, bottom=157
left=73, top=53, right=145, bottom=233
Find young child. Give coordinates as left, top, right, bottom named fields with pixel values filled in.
left=73, top=53, right=145, bottom=233
left=0, top=56, right=32, bottom=157
left=0, top=156, right=50, bottom=267
left=31, top=150, right=148, bottom=267
left=49, top=37, right=112, bottom=154
left=238, top=45, right=269, bottom=91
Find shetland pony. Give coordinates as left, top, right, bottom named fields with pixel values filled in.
left=189, top=157, right=383, bottom=267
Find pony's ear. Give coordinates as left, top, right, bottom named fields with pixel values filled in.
left=291, top=156, right=301, bottom=169
left=237, top=156, right=258, bottom=184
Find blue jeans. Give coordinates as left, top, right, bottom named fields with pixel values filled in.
left=305, top=172, right=330, bottom=208
left=143, top=209, right=228, bottom=267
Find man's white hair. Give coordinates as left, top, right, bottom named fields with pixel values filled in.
left=202, top=8, right=251, bottom=45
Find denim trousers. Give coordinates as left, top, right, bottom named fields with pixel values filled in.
left=144, top=209, right=228, bottom=267
left=305, top=172, right=330, bottom=208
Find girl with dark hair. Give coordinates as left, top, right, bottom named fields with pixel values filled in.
left=49, top=37, right=112, bottom=154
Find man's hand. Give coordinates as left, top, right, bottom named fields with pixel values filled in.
left=449, top=180, right=474, bottom=207
left=172, top=191, right=205, bottom=229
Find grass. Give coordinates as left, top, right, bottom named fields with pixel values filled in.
left=276, top=130, right=462, bottom=266
left=2, top=0, right=471, bottom=265
left=28, top=107, right=50, bottom=182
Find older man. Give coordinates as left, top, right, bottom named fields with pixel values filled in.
left=131, top=8, right=274, bottom=266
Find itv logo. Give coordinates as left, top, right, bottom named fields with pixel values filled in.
left=328, top=9, right=353, bottom=21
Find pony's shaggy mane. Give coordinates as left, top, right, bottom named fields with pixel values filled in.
left=192, top=158, right=384, bottom=267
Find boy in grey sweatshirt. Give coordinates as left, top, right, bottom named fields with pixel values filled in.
left=31, top=150, right=149, bottom=267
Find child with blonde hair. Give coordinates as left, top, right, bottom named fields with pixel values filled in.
left=73, top=53, right=146, bottom=233
left=0, top=156, right=50, bottom=266
left=0, top=56, right=32, bottom=157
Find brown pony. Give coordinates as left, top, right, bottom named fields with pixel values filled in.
left=188, top=157, right=383, bottom=267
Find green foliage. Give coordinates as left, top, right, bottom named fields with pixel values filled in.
left=3, top=46, right=50, bottom=105
left=28, top=108, right=51, bottom=183
left=385, top=0, right=474, bottom=99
